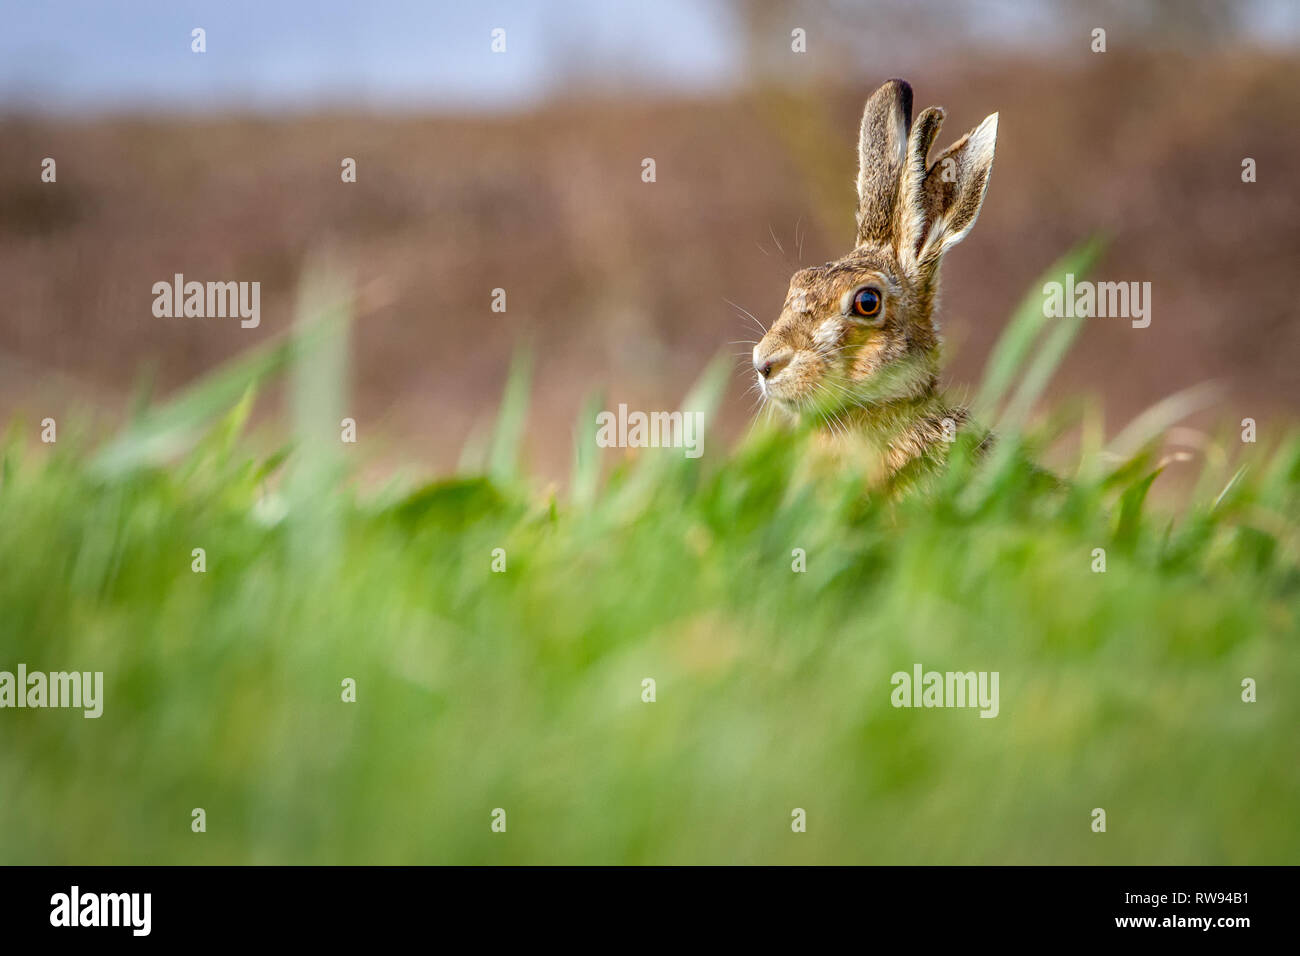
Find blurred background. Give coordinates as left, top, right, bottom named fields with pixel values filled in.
left=2, top=0, right=1298, bottom=479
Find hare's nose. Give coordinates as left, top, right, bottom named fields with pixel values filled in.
left=756, top=351, right=792, bottom=379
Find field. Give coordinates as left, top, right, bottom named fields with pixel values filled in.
left=2, top=251, right=1296, bottom=864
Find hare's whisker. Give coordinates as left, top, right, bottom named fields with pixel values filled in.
left=724, top=297, right=768, bottom=336
left=768, top=224, right=785, bottom=258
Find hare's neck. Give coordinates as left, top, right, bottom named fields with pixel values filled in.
left=837, top=382, right=968, bottom=474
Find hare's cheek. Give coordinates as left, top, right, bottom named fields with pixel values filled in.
left=812, top=317, right=845, bottom=351
left=849, top=337, right=891, bottom=380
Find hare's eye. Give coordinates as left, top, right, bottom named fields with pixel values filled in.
left=850, top=286, right=883, bottom=319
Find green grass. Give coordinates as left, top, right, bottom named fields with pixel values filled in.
left=1, top=248, right=1297, bottom=864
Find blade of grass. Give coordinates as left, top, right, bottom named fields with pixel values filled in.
left=570, top=390, right=605, bottom=508
left=1105, top=382, right=1222, bottom=464
left=997, top=305, right=1085, bottom=433
left=1212, top=464, right=1248, bottom=512
left=286, top=258, right=353, bottom=574
left=974, top=236, right=1105, bottom=417
left=488, top=345, right=533, bottom=486
left=90, top=334, right=299, bottom=479
left=1114, top=466, right=1163, bottom=551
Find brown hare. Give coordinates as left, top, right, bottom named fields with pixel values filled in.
left=753, top=79, right=998, bottom=484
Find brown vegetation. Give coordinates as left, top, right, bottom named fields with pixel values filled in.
left=1, top=51, right=1296, bottom=478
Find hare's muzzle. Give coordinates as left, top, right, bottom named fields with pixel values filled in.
left=754, top=350, right=792, bottom=381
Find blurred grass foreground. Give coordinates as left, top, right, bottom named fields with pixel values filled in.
left=1, top=249, right=1297, bottom=865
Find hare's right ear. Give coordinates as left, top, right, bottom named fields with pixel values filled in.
left=912, top=112, right=999, bottom=268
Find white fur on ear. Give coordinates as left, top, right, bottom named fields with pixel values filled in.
left=965, top=112, right=998, bottom=178
left=918, top=112, right=998, bottom=265
left=897, top=106, right=945, bottom=267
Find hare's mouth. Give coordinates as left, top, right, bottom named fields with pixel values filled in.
left=761, top=386, right=799, bottom=413
left=759, top=359, right=847, bottom=417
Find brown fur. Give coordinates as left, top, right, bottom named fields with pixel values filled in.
left=753, top=79, right=998, bottom=480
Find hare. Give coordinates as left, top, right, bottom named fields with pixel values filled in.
left=753, top=79, right=998, bottom=483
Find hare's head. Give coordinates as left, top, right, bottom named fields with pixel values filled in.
left=754, top=80, right=998, bottom=418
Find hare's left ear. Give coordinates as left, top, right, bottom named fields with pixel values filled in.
left=855, top=79, right=913, bottom=248
left=910, top=112, right=999, bottom=268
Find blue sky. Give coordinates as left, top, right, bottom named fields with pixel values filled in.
left=1, top=0, right=739, bottom=112
left=3, top=0, right=1297, bottom=114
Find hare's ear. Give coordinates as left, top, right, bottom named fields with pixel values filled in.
left=897, top=105, right=946, bottom=262
left=914, top=112, right=998, bottom=267
left=855, top=79, right=912, bottom=248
